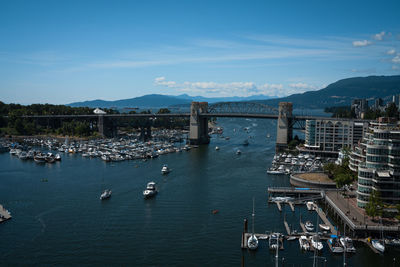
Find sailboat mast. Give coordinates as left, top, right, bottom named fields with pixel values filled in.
left=252, top=197, right=255, bottom=235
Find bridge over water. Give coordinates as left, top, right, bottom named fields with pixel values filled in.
left=20, top=101, right=353, bottom=150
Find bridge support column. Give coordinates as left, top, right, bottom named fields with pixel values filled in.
left=189, top=102, right=210, bottom=145
left=98, top=115, right=105, bottom=137
left=276, top=102, right=293, bottom=151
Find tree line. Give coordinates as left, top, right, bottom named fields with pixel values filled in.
left=0, top=101, right=188, bottom=137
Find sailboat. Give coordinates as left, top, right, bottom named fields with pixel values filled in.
left=372, top=218, right=385, bottom=253
left=247, top=198, right=258, bottom=250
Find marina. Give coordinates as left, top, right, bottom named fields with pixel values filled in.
left=0, top=117, right=398, bottom=266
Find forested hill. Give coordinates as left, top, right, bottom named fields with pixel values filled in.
left=258, top=75, right=400, bottom=108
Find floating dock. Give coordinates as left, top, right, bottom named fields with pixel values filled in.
left=0, top=204, right=11, bottom=223
left=241, top=233, right=269, bottom=249
left=276, top=202, right=282, bottom=212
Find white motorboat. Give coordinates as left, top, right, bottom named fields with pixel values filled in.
left=215, top=146, right=220, bottom=150
left=18, top=151, right=28, bottom=160
left=143, top=182, right=157, bottom=199
left=236, top=149, right=241, bottom=155
left=55, top=153, right=61, bottom=161
left=161, top=164, right=170, bottom=174
left=299, top=235, right=310, bottom=250
left=305, top=221, right=314, bottom=232
left=319, top=224, right=330, bottom=231
left=267, top=168, right=285, bottom=175
left=247, top=198, right=258, bottom=250
left=306, top=201, right=315, bottom=211
left=328, top=236, right=344, bottom=253
left=311, top=235, right=323, bottom=251
left=101, top=154, right=111, bottom=162
left=269, top=233, right=282, bottom=250
left=372, top=240, right=385, bottom=253
left=340, top=237, right=356, bottom=253
left=100, top=189, right=112, bottom=200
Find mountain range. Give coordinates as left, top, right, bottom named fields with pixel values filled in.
left=68, top=94, right=274, bottom=108
left=68, top=75, right=400, bottom=109
left=258, top=75, right=400, bottom=108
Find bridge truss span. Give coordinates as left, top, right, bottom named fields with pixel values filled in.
left=208, top=102, right=278, bottom=116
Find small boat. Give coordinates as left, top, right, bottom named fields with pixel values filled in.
left=100, top=189, right=112, bottom=200
left=319, top=224, right=330, bottom=231
left=34, top=154, right=46, bottom=163
left=306, top=201, right=315, bottom=211
left=287, top=236, right=297, bottom=241
left=266, top=134, right=271, bottom=138
left=143, top=182, right=157, bottom=199
left=299, top=235, right=310, bottom=250
left=340, top=237, right=356, bottom=253
left=269, top=233, right=282, bottom=250
left=305, top=221, right=314, bottom=232
left=18, top=151, right=28, bottom=160
left=215, top=146, right=220, bottom=151
left=236, top=149, right=241, bottom=155
left=328, top=236, right=344, bottom=253
left=212, top=210, right=219, bottom=214
left=161, top=164, right=170, bottom=174
left=55, top=153, right=61, bottom=161
left=247, top=198, right=258, bottom=250
left=267, top=168, right=285, bottom=175
left=311, top=235, right=323, bottom=251
left=101, top=154, right=111, bottom=162
left=372, top=239, right=385, bottom=253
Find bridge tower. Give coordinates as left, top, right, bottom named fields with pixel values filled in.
left=189, top=102, right=210, bottom=145
left=276, top=102, right=293, bottom=151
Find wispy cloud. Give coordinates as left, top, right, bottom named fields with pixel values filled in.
left=352, top=40, right=372, bottom=47
left=392, top=55, right=400, bottom=64
left=387, top=49, right=396, bottom=55
left=373, top=31, right=386, bottom=41
left=153, top=77, right=321, bottom=97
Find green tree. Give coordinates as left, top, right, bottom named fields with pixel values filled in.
left=385, top=102, right=399, bottom=118
left=365, top=190, right=383, bottom=219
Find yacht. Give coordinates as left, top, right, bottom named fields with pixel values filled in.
left=305, top=221, right=315, bottom=232
left=299, top=235, right=310, bottom=250
left=100, top=189, right=112, bottom=200
left=328, top=236, right=344, bottom=253
left=311, top=235, right=323, bottom=251
left=143, top=182, right=157, bottom=199
left=247, top=198, right=258, bottom=250
left=340, top=237, right=356, bottom=253
left=372, top=239, right=385, bottom=253
left=161, top=164, right=170, bottom=174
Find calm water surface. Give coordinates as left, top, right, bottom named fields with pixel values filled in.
left=0, top=118, right=398, bottom=266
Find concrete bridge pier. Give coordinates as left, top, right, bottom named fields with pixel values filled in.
left=276, top=102, right=293, bottom=151
left=98, top=115, right=105, bottom=137
left=189, top=102, right=210, bottom=145
left=97, top=115, right=117, bottom=137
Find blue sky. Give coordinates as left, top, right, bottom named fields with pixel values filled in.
left=1, top=0, right=400, bottom=104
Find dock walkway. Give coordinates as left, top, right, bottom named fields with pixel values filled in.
left=314, top=204, right=337, bottom=235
